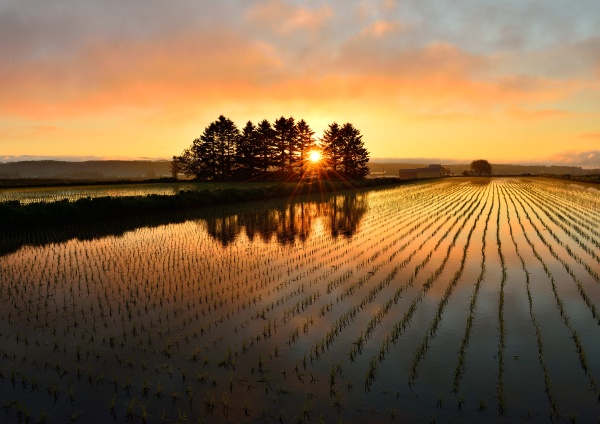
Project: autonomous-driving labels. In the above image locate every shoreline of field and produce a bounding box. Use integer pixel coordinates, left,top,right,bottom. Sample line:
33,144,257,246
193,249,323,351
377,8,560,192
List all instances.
0,177,417,229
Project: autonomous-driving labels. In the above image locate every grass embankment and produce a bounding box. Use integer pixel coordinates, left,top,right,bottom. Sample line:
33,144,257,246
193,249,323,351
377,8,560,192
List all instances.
0,178,409,229
542,174,600,184
0,177,179,189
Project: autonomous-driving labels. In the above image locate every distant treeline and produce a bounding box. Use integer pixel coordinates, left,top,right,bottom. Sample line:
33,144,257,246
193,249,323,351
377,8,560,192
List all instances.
0,178,403,230
543,174,600,184
0,160,171,180
368,163,600,176
176,115,370,181
3,159,597,182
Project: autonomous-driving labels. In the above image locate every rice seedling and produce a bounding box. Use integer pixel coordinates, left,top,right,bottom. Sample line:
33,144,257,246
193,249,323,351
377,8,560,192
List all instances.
505,185,600,405
1,178,599,422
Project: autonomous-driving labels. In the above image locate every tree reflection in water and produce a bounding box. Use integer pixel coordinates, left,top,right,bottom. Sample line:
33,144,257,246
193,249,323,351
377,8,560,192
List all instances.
203,191,368,247
0,191,369,256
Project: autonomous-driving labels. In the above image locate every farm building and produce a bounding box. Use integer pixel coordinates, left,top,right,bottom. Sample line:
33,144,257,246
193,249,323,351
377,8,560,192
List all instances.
366,171,387,178
398,164,443,179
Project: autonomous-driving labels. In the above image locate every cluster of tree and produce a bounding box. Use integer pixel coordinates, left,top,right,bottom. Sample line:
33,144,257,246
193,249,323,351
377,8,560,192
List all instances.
468,159,493,176
175,115,370,181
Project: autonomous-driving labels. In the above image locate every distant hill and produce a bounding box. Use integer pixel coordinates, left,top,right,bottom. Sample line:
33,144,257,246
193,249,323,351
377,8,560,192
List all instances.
0,160,171,180
368,163,600,176
1,160,598,182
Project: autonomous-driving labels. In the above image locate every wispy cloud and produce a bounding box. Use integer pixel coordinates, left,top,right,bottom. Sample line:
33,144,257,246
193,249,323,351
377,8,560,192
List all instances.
547,150,600,168
506,107,573,121
579,132,600,139
245,0,333,35
358,20,406,38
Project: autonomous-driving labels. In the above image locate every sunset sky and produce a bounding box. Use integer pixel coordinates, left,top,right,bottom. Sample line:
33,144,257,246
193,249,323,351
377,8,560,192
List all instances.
1,0,599,167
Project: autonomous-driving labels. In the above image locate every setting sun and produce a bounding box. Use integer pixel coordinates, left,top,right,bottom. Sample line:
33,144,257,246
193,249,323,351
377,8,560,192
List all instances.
308,150,322,163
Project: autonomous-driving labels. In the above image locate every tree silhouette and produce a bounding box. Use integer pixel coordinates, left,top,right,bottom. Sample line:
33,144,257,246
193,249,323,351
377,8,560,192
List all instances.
322,122,369,178
178,115,240,180
295,119,316,175
339,123,369,178
178,115,370,180
321,123,342,172
255,119,275,173
273,116,297,174
169,156,180,180
471,159,492,176
236,121,262,179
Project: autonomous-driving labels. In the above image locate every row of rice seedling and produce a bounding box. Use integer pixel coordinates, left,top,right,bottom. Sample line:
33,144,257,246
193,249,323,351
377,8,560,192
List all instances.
515,182,600,267
495,184,508,415
526,183,600,249
361,179,598,421
1,178,598,422
293,185,476,367
307,184,481,364
500,184,559,419
1,195,390,420
501,182,600,419
407,189,490,388
212,182,466,365
508,184,600,325
363,184,488,391
533,179,600,218
452,186,494,393
353,185,488,356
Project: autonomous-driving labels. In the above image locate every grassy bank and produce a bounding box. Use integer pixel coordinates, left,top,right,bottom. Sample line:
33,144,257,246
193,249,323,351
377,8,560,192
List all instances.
0,177,410,229
542,174,600,184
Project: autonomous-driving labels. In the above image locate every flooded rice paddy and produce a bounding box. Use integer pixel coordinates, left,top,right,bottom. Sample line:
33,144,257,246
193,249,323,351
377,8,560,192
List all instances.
0,177,599,423
0,181,276,205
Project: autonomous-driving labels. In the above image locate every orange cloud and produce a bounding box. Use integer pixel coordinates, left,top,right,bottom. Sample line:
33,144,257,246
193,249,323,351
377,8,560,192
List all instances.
383,0,396,11
2,2,598,163
0,11,596,163
0,125,57,139
579,132,600,139
505,107,572,121
549,150,600,168
0,28,286,119
0,32,585,128
245,0,333,35
359,20,405,38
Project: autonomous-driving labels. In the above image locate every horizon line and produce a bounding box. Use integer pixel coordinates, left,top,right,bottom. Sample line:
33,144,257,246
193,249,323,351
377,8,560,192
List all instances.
1,154,599,170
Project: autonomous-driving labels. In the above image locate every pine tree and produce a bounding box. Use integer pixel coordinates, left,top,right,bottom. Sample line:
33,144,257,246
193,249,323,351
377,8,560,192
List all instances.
321,122,369,178
339,123,369,178
273,116,297,174
295,119,316,174
321,122,342,172
236,121,261,179
255,119,275,173
177,115,240,180
177,115,369,180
